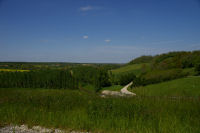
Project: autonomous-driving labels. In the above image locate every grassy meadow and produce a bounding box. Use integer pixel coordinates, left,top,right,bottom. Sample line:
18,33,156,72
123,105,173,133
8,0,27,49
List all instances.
130,76,200,97
111,63,149,76
0,88,200,133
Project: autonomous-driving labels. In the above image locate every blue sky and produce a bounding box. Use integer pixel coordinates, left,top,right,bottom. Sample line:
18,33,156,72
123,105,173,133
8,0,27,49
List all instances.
0,0,200,63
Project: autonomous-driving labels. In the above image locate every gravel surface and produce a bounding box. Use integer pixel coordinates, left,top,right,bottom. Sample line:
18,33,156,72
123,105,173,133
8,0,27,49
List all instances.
120,82,136,95
101,82,136,97
0,125,89,133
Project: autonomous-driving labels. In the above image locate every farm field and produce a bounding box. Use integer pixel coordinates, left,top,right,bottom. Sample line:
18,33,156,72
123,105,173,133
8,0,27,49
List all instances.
130,76,200,97
0,88,199,133
0,69,29,72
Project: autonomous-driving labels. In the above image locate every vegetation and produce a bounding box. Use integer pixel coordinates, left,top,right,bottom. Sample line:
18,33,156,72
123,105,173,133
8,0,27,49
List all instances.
71,66,111,91
0,66,111,91
129,56,153,64
130,76,200,97
0,62,121,71
101,85,123,91
0,69,78,89
0,69,29,72
110,63,149,85
0,50,200,132
195,63,200,75
0,88,199,133
109,50,200,88
117,72,137,85
152,51,200,70
131,69,189,87
111,63,149,75
128,51,200,71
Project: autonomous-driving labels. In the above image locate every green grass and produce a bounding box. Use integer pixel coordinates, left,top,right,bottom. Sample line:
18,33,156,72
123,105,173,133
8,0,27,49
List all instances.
130,76,200,97
0,88,200,132
82,84,95,91
111,63,149,75
182,67,196,75
101,85,123,91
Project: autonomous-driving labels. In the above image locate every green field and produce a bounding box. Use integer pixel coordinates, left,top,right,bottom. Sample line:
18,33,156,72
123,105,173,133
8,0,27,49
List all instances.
111,63,149,75
130,76,200,97
0,88,199,133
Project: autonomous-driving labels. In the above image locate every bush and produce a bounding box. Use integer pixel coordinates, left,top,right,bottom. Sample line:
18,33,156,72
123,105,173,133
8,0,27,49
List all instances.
131,69,188,87
94,68,111,91
118,72,137,85
195,63,200,75
131,77,143,87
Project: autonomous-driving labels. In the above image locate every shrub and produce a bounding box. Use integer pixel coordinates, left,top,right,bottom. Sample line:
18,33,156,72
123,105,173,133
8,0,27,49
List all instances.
131,69,189,87
118,72,137,85
195,63,200,75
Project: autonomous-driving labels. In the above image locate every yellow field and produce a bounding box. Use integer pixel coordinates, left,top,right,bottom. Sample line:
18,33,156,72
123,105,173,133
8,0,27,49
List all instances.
0,69,29,72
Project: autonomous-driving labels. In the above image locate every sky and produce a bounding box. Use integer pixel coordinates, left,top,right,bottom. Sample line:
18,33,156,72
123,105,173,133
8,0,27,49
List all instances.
0,0,200,63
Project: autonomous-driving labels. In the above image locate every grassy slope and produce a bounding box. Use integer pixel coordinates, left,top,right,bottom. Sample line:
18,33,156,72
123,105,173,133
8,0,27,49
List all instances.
130,76,200,97
111,63,149,75
0,88,199,133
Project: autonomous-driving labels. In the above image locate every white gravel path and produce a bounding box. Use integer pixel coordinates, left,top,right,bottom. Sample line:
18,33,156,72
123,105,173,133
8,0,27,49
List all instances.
0,125,89,133
120,82,136,96
101,82,136,97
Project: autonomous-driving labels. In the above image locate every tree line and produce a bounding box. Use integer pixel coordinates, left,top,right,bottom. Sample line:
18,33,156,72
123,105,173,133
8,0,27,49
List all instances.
0,66,111,90
0,69,78,89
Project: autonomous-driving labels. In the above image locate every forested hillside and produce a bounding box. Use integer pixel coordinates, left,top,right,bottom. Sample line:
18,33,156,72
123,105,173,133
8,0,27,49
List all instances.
111,50,200,87
129,51,200,70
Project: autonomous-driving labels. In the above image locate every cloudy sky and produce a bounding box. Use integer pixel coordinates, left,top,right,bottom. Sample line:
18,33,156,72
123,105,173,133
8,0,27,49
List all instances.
0,0,200,63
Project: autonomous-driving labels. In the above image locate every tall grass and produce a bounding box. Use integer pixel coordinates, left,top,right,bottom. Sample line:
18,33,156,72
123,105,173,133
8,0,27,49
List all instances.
111,63,150,75
0,88,199,133
131,77,200,97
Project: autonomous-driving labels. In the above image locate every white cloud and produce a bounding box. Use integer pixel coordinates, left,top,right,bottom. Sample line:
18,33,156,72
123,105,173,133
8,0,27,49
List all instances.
80,6,93,11
83,35,88,39
105,39,111,43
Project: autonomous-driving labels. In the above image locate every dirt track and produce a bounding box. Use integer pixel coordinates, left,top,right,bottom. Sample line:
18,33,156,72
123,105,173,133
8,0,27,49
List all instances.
101,82,136,97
